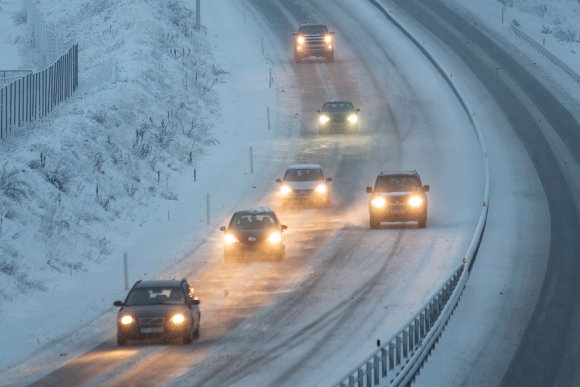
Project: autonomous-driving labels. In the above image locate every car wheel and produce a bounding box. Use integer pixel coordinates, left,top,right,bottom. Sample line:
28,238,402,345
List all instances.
370,214,380,229
294,51,301,63
326,51,334,62
418,214,427,229
193,316,200,339
183,320,194,344
117,334,127,346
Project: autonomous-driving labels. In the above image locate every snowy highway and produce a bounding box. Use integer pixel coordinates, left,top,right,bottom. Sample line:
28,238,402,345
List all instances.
4,0,579,385
4,0,488,385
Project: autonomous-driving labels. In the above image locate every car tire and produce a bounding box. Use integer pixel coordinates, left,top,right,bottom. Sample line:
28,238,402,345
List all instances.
183,321,194,344
326,51,334,62
117,334,127,346
294,51,301,63
370,214,380,229
418,213,427,229
193,316,200,339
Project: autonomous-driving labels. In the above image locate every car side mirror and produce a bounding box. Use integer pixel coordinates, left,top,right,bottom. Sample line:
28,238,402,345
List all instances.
423,185,430,192
366,187,373,194
356,108,360,112
281,225,288,230
316,109,321,114
190,299,201,305
276,179,282,183
292,32,297,35
114,301,124,307
326,177,333,182
220,226,226,232
330,31,335,34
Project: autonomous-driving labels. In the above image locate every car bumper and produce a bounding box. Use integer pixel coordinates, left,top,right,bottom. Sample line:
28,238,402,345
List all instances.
117,322,189,341
225,242,284,257
370,207,425,222
295,45,333,56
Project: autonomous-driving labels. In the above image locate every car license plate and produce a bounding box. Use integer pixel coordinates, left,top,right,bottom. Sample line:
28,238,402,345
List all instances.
141,327,163,333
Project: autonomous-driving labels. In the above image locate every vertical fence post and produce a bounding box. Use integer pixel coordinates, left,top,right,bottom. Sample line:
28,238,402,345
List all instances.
373,355,380,385
381,347,387,377
267,107,270,130
396,335,402,365
250,146,254,173
269,68,272,88
389,342,394,370
123,253,129,290
357,369,364,387
502,7,504,23
261,37,264,56
403,329,409,358
366,362,372,387
206,193,210,225
196,0,200,31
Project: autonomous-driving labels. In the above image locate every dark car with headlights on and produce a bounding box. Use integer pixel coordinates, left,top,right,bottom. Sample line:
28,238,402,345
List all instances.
276,164,332,208
220,206,287,262
113,279,200,346
366,171,429,229
317,101,360,134
293,23,335,63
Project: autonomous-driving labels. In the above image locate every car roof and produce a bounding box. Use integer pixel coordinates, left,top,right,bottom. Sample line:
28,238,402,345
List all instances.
323,100,353,105
299,23,327,28
134,280,184,288
287,164,322,170
236,206,274,214
378,171,420,178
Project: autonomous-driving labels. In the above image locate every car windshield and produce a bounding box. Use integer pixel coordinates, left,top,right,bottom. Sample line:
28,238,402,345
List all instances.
126,287,184,305
322,102,354,112
299,25,328,34
284,169,324,181
230,213,277,229
375,175,420,192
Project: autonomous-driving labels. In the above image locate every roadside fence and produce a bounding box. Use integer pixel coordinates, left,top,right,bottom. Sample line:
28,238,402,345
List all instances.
0,0,78,140
511,20,580,84
331,1,492,386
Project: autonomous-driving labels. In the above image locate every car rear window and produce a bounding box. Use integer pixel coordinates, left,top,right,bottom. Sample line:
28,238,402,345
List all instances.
322,102,354,112
126,287,184,305
230,213,277,229
375,175,420,192
283,169,324,181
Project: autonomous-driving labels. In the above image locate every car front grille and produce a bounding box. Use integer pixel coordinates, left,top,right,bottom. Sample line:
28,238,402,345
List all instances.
139,317,165,326
304,36,325,48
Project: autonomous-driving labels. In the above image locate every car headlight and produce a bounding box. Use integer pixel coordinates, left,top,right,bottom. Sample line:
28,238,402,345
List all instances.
408,196,424,207
172,314,185,324
120,315,133,325
297,36,305,44
315,184,327,194
319,115,330,124
266,231,282,243
348,114,358,123
224,233,238,245
280,185,292,195
325,35,332,43
371,197,386,208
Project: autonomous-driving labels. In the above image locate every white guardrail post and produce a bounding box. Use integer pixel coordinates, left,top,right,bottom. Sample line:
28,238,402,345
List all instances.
331,0,491,386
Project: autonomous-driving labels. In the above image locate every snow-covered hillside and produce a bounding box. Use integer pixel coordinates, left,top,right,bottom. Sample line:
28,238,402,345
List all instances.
0,0,219,300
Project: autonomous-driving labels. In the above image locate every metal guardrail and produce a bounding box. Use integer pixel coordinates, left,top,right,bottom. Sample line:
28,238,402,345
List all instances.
0,0,78,140
334,266,464,387
511,21,580,84
332,1,492,386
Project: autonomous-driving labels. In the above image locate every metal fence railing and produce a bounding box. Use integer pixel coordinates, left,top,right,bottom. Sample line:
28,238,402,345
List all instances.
334,266,464,387
511,21,580,84
0,0,78,140
331,0,492,386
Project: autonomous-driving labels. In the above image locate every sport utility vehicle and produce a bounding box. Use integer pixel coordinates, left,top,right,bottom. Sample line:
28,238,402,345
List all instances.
293,24,335,63
113,279,201,345
366,171,429,229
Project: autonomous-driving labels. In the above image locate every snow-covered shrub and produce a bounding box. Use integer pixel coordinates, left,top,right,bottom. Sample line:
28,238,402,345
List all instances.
554,25,578,42
498,0,515,7
42,165,74,193
0,163,28,202
12,9,26,25
542,25,552,34
519,4,547,18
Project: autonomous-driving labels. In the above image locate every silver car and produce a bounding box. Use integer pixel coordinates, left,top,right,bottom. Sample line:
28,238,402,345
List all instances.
276,164,332,208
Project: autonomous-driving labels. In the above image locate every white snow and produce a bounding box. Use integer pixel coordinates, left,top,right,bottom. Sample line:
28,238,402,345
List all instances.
1,0,573,385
